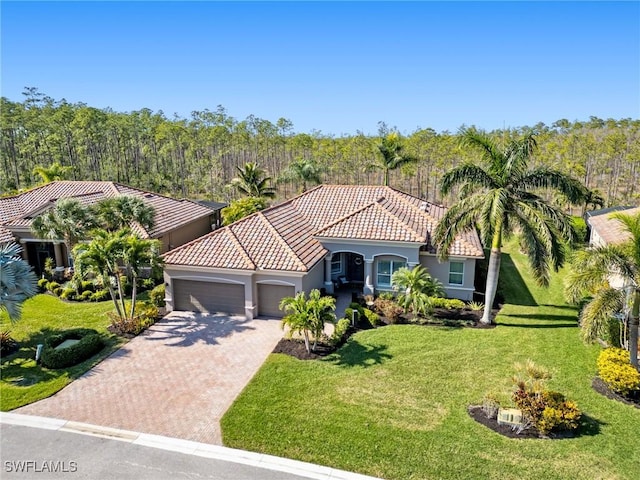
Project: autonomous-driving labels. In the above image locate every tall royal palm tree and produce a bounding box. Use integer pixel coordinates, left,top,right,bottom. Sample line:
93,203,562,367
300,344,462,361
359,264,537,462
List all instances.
0,242,38,321
367,132,419,186
229,162,276,199
434,128,586,325
31,198,96,265
93,195,155,232
565,212,640,367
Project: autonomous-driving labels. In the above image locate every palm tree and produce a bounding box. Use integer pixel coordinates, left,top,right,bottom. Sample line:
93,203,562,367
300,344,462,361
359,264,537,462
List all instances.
0,242,38,321
391,265,443,315
31,198,96,265
565,212,640,367
367,132,419,186
229,162,276,199
434,128,586,325
33,162,72,184
279,289,336,353
279,157,322,192
73,229,162,322
93,195,155,232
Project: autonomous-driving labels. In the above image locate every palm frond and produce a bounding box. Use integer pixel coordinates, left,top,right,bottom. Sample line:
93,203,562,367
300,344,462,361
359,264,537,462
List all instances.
579,288,624,342
518,168,587,205
440,163,497,195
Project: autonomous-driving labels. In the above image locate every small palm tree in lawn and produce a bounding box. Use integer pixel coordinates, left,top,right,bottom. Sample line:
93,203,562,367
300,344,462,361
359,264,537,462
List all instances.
229,162,276,199
367,132,419,186
392,265,444,316
565,212,640,367
279,289,336,353
279,157,322,192
434,128,587,325
31,198,96,265
93,195,155,233
0,242,38,321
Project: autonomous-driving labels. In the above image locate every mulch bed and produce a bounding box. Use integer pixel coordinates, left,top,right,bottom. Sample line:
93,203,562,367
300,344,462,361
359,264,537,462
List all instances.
592,377,640,408
272,338,337,360
467,406,578,439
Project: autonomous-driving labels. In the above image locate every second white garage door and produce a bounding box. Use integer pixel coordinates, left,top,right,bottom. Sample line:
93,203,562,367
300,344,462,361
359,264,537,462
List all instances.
258,284,295,318
173,279,245,315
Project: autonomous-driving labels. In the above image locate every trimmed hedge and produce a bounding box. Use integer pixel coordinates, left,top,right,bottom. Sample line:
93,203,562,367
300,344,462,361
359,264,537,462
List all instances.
40,328,105,369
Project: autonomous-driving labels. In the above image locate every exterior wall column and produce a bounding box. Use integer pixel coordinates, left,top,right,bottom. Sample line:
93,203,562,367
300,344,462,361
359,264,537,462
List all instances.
244,274,255,320
324,255,334,294
53,242,64,268
19,239,29,261
364,259,374,295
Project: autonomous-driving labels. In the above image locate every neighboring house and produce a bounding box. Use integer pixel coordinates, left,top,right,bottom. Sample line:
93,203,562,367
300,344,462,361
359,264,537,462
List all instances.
586,205,640,289
0,181,217,276
163,185,484,319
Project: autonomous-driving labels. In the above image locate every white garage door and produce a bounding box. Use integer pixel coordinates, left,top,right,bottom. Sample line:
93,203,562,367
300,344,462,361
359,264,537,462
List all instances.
258,284,295,318
173,279,245,315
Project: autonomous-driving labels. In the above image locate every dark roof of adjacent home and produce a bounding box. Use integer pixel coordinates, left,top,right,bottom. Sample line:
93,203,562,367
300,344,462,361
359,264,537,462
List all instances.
163,184,484,272
0,181,215,242
588,206,640,245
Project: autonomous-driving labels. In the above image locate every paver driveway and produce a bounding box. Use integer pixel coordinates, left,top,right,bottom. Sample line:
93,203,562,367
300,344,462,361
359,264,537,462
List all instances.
15,312,283,445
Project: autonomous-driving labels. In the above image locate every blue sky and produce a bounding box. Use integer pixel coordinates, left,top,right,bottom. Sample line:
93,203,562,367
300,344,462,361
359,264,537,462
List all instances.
2,1,638,135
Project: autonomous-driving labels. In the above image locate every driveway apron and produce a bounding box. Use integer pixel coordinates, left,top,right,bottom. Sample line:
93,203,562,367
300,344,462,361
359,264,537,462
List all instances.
15,312,283,445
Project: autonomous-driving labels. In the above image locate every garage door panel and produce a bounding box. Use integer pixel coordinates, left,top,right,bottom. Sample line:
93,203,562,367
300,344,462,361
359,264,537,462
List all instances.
173,280,244,315
258,284,295,318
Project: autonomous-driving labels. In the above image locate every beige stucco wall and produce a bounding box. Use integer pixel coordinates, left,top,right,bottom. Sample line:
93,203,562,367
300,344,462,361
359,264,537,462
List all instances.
158,216,213,253
420,254,477,301
301,260,325,293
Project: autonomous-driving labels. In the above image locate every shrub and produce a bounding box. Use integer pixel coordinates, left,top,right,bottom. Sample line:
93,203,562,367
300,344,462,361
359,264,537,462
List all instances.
90,289,110,302
40,328,105,369
429,297,466,310
59,288,76,300
136,301,159,321
46,281,60,293
604,317,622,348
363,308,381,327
37,278,49,292
80,290,93,301
53,287,63,297
597,347,640,396
481,392,500,419
108,312,155,336
373,297,403,323
149,284,166,307
0,330,18,357
467,301,485,311
80,280,95,293
330,318,351,346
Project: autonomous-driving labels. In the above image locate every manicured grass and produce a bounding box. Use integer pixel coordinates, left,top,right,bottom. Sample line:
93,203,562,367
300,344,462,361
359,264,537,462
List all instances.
1,294,124,411
222,244,640,480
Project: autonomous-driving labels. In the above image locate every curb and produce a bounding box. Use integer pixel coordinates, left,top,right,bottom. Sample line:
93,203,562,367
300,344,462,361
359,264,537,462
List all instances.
1,412,381,480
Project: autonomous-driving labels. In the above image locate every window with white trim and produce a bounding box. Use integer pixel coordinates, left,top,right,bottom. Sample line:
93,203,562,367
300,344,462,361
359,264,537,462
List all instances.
331,253,342,274
449,261,464,285
377,259,406,287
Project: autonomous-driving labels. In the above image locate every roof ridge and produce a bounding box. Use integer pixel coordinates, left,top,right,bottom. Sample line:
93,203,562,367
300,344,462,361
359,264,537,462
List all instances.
225,227,256,270
256,212,307,271
385,187,436,220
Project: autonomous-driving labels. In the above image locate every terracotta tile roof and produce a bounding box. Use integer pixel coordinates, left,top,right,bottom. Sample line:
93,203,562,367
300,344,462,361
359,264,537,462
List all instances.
0,181,214,242
163,185,484,272
589,206,640,246
0,226,14,244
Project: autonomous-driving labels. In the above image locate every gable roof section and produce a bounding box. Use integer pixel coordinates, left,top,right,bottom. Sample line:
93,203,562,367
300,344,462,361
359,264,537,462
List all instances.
0,181,214,241
589,206,640,246
163,185,484,272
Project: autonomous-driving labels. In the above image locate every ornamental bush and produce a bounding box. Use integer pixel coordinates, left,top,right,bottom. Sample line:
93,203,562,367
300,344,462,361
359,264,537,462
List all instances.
40,328,105,369
597,347,640,396
330,318,351,346
429,297,466,310
149,284,166,307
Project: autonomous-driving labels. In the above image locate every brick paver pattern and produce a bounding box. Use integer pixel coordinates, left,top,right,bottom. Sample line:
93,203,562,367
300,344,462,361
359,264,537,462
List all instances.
16,312,283,445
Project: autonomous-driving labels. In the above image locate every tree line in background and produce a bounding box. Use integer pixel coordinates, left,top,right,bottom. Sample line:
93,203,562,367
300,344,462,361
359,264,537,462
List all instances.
2,88,639,208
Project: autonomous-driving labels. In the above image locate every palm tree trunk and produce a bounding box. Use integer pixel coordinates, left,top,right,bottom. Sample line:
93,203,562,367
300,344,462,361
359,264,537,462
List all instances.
383,169,390,186
129,276,137,320
482,227,503,324
303,330,310,353
629,290,639,369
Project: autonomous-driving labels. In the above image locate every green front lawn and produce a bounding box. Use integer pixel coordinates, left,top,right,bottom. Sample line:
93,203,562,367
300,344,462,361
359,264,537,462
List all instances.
1,295,123,411
222,245,640,480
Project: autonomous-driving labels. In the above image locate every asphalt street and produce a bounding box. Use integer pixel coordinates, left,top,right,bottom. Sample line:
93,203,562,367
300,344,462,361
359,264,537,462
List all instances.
1,423,320,480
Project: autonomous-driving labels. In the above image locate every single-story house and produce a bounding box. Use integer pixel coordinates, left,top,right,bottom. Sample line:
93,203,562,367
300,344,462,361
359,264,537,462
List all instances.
163,185,484,319
0,181,218,276
586,205,640,289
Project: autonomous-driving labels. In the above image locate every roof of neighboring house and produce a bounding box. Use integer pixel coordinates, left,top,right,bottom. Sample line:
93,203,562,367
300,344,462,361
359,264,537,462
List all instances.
163,185,484,272
0,181,214,242
588,206,640,246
